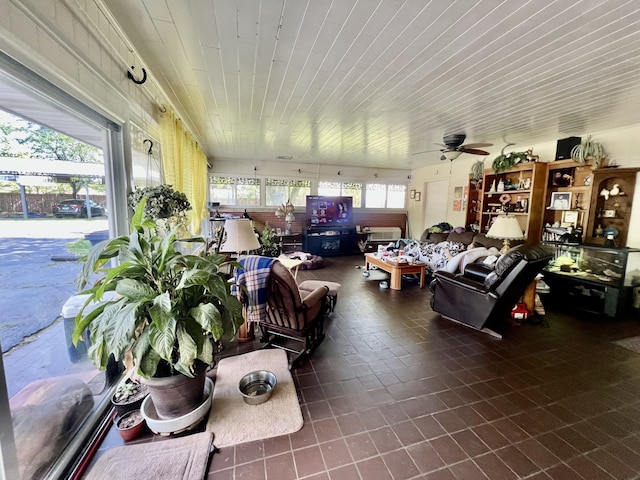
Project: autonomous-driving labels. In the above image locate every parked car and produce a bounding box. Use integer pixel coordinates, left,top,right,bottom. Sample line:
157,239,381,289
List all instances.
52,199,106,218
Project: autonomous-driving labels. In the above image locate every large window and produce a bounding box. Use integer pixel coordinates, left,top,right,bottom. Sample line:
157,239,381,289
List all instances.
318,181,363,208
209,176,260,206
365,183,407,208
265,179,310,207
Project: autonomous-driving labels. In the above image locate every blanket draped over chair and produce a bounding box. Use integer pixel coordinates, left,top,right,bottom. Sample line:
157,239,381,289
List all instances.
233,255,277,323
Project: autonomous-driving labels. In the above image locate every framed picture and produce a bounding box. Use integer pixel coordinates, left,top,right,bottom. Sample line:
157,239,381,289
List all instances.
561,210,581,227
410,189,415,199
415,192,421,201
550,192,571,210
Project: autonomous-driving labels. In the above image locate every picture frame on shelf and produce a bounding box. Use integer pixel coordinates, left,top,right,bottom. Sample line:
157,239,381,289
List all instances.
550,192,571,210
561,210,581,228
410,189,415,199
415,192,421,201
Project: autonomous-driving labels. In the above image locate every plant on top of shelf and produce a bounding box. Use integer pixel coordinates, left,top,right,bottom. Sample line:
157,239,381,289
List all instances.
469,160,485,186
492,145,530,173
570,135,607,168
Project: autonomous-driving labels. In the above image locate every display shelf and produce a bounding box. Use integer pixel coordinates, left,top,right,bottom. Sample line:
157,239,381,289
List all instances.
542,242,640,317
479,162,546,240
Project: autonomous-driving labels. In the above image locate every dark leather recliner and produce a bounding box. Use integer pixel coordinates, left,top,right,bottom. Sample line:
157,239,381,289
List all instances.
430,243,553,333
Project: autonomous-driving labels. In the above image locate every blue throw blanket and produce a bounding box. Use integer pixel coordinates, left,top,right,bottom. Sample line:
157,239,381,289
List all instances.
233,255,277,323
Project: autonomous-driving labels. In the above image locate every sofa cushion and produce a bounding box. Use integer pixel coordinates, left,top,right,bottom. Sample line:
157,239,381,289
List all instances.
446,231,475,246
472,233,507,250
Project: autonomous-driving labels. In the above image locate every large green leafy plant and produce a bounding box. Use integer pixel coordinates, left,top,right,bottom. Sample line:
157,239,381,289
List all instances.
73,199,244,378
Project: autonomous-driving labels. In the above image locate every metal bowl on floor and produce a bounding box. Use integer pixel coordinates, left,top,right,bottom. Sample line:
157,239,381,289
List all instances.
238,370,277,405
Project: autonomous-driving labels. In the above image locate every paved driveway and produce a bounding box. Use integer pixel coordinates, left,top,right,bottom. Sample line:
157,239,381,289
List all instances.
0,218,108,352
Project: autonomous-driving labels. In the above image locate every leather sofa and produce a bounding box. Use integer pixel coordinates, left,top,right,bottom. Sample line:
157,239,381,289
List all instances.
430,243,553,334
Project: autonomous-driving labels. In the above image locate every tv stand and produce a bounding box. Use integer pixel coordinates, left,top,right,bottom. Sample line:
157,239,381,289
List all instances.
303,226,366,256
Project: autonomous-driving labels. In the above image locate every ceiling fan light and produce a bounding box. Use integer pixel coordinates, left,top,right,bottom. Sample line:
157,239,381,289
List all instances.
442,150,462,160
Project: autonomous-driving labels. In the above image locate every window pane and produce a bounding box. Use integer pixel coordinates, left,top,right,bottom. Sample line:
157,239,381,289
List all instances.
209,176,234,204
365,183,386,208
266,179,310,207
387,184,406,208
318,181,341,196
342,182,362,208
236,177,260,206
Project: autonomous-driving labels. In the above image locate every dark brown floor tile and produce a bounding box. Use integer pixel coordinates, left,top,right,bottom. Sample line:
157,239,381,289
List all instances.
314,417,343,444
450,429,490,457
378,402,410,425
433,410,467,433
356,456,393,480
328,464,359,480
406,440,445,473
515,438,561,470
391,420,425,446
328,395,355,416
210,447,234,472
290,422,318,450
423,468,456,479
491,417,531,443
307,473,331,480
586,448,639,479
263,434,291,458
565,454,615,480
429,435,468,464
307,399,334,422
358,408,387,430
235,459,266,479
471,423,511,450
381,449,420,480
553,425,598,454
337,412,366,436
543,463,585,480
294,445,326,477
448,458,489,479
368,426,402,454
345,432,377,462
320,438,352,470
497,445,539,477
265,452,297,480
207,467,233,480
474,452,518,480
235,440,265,464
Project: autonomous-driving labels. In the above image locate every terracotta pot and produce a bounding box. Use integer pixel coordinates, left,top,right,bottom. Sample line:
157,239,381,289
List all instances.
115,409,145,442
141,362,208,419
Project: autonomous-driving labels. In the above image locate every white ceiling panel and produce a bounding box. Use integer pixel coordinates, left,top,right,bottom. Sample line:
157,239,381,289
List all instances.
103,0,640,169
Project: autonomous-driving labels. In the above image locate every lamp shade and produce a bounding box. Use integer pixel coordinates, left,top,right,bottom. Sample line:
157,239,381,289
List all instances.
220,219,260,253
486,215,524,240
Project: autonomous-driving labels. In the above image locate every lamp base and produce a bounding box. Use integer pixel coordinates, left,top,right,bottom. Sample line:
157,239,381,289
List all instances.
500,240,511,254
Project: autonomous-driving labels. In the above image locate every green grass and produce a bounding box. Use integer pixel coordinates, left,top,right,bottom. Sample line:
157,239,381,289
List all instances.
65,239,92,257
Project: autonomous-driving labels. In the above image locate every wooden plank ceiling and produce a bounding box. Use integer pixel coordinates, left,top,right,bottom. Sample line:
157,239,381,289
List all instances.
105,0,640,169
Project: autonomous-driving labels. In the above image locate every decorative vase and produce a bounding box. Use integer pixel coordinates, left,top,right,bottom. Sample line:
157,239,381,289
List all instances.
115,409,145,442
141,362,208,419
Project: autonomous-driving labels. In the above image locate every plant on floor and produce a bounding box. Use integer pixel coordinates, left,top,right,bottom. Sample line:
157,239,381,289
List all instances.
258,222,280,257
73,198,244,380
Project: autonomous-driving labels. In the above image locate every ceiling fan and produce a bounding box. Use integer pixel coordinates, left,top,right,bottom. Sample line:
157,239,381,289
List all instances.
413,134,493,160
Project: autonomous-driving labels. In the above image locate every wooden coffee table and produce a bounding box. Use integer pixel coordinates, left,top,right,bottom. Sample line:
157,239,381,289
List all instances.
364,253,426,290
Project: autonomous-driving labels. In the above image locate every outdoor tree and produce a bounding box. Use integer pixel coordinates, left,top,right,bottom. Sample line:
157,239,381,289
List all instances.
15,124,103,197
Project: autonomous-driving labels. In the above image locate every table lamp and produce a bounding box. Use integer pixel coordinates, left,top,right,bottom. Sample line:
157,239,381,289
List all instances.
486,215,524,254
220,218,260,257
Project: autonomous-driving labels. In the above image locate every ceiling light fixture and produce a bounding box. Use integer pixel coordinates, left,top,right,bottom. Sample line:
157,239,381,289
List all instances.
276,155,293,160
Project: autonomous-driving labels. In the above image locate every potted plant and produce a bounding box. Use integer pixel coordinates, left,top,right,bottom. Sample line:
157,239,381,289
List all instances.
73,197,244,420
470,160,485,186
492,148,529,173
258,222,280,257
111,378,149,417
115,409,146,442
570,135,607,168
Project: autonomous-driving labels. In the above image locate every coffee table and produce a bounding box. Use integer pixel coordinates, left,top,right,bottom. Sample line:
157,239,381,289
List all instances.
364,253,426,290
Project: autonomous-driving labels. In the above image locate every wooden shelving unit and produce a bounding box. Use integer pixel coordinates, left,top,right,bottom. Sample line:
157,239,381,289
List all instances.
479,162,546,241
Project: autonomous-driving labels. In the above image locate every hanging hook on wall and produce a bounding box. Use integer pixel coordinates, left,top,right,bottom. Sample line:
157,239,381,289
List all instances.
374,172,378,178
127,66,147,85
337,170,341,175
143,139,153,155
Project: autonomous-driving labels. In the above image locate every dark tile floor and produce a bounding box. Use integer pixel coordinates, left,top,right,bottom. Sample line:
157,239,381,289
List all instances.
205,255,640,480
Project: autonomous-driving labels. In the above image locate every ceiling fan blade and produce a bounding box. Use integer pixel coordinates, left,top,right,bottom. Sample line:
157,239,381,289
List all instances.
461,143,493,149
460,148,490,155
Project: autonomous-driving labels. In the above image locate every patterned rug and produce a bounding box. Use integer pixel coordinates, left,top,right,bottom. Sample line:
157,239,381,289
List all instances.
612,336,640,353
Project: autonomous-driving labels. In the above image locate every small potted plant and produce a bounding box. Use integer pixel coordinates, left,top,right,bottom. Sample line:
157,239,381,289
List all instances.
111,378,149,417
73,196,245,421
115,409,145,442
570,135,607,168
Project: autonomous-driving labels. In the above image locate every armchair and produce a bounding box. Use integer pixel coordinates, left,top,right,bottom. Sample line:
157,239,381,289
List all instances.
430,244,553,337
260,261,330,367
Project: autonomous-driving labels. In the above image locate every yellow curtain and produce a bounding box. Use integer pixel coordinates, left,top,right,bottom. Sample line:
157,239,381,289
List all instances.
158,107,208,234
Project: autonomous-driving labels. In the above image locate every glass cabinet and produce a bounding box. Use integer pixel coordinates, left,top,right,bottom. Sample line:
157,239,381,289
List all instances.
543,243,640,317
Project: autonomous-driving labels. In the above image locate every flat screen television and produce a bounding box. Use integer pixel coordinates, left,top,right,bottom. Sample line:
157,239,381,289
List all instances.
306,195,353,227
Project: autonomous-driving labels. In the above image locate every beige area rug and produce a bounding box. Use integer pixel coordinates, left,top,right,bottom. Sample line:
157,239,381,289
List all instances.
612,336,640,353
85,431,212,480
206,349,303,447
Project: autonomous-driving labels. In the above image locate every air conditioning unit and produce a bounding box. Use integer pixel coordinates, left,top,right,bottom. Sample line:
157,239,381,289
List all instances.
367,227,401,242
